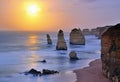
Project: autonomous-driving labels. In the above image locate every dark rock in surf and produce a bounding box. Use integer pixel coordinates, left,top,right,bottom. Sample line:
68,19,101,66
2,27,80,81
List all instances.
69,51,79,60
25,68,41,76
24,68,59,76
42,69,59,75
37,59,46,63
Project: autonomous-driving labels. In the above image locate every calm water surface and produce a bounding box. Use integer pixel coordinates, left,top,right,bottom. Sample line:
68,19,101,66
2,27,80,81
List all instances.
0,31,101,82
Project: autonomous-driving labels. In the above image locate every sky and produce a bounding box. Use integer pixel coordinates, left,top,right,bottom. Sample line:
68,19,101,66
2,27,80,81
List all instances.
0,0,120,31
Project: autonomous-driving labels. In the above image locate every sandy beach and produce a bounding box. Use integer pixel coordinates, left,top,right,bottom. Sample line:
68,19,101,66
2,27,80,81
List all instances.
74,59,110,82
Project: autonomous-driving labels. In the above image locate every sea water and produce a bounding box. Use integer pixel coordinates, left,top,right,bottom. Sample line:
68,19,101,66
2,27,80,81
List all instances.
0,31,101,82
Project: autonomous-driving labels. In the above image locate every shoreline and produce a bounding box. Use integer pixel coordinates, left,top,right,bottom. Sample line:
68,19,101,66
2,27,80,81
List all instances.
74,59,110,82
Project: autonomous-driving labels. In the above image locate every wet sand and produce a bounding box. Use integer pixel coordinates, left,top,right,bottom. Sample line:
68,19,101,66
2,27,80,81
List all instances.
74,59,110,82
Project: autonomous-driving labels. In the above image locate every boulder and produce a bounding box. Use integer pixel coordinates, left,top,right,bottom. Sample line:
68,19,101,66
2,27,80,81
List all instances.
25,68,41,76
40,60,46,63
42,69,59,75
101,23,120,82
46,34,52,44
70,28,85,45
24,68,59,76
56,30,67,50
69,51,79,60
37,59,46,63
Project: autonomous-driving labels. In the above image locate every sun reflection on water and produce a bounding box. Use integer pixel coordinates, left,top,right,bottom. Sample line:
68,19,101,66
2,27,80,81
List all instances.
26,34,43,68
27,51,40,68
27,51,44,68
27,34,39,51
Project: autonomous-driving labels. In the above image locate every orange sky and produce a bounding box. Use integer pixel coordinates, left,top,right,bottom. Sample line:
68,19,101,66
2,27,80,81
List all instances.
0,0,59,31
0,0,120,31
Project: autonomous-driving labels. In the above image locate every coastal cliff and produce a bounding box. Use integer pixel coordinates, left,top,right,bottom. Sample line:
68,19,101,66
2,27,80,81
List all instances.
101,23,120,82
96,26,110,39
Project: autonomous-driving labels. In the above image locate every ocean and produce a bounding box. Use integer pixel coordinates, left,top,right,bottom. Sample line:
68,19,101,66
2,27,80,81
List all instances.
0,31,101,82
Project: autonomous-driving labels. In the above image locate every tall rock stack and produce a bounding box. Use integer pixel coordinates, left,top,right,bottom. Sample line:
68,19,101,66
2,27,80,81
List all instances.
56,30,67,50
46,34,52,44
101,24,120,82
70,28,85,45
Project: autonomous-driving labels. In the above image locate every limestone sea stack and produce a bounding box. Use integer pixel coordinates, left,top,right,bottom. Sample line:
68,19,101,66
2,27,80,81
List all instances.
70,28,85,45
101,23,120,82
82,29,90,35
56,30,67,50
46,34,52,44
90,28,97,35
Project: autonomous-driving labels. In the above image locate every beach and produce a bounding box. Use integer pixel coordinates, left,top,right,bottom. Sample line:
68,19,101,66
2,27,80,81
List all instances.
74,59,110,82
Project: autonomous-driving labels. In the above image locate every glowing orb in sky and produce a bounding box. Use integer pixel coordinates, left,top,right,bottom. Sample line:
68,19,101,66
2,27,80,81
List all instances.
27,4,41,15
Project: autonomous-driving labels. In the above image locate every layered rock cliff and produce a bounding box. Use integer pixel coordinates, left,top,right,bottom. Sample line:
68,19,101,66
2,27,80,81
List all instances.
101,23,120,82
70,28,85,45
56,30,67,50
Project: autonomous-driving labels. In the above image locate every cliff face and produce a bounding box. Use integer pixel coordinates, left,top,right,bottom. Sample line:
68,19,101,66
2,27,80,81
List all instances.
56,30,67,50
70,28,85,45
101,24,120,82
96,27,110,39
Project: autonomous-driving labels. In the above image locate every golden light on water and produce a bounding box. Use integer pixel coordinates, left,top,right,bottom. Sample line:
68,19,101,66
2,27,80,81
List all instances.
27,35,39,51
29,35,38,45
27,51,42,68
26,35,43,68
28,54,39,68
